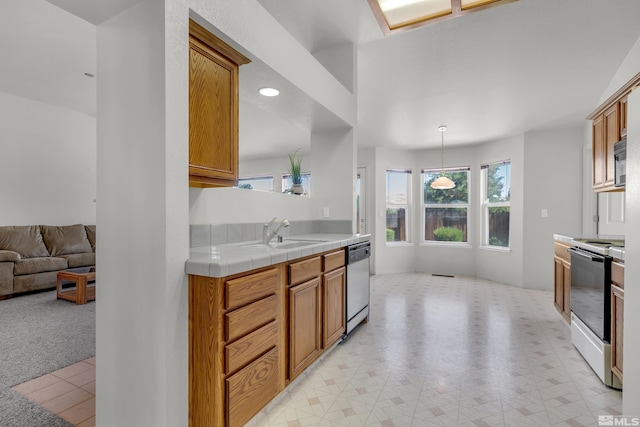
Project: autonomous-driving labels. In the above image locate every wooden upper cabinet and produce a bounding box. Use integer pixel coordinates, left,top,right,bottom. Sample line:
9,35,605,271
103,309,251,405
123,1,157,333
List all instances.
604,104,619,188
589,72,639,192
620,95,628,138
188,20,250,188
592,113,605,189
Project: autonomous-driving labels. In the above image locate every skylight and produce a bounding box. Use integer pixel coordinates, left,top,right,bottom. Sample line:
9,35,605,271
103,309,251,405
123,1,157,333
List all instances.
368,0,517,34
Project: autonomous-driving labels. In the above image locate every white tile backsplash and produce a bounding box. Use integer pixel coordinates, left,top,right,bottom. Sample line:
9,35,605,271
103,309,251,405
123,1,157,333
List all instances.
191,220,353,247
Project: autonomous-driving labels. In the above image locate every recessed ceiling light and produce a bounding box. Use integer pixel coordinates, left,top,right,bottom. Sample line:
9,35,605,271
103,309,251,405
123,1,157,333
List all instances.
259,87,279,97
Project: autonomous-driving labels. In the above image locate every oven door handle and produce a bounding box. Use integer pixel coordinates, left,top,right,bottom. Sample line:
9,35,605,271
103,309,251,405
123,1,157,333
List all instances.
568,247,605,262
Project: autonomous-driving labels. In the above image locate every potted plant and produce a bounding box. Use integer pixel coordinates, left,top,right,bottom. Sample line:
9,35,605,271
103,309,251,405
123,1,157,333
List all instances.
288,149,304,194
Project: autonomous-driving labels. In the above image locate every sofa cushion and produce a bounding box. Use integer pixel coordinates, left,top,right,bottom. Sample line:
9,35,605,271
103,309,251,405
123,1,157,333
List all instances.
0,226,50,258
41,224,92,256
59,253,95,268
13,271,59,293
14,257,68,276
0,250,21,262
85,225,96,252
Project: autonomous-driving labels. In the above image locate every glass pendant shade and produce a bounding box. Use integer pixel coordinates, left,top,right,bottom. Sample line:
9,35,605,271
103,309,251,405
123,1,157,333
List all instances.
430,125,456,190
431,174,456,189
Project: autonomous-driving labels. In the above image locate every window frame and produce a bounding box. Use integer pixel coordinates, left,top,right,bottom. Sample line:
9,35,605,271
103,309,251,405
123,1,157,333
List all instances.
421,166,471,245
480,160,511,250
385,168,412,245
237,175,274,192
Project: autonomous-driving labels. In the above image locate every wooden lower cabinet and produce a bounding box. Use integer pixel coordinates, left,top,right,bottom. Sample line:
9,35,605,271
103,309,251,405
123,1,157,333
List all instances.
323,267,346,348
611,261,624,383
553,242,571,323
189,246,352,426
289,277,322,380
189,266,285,427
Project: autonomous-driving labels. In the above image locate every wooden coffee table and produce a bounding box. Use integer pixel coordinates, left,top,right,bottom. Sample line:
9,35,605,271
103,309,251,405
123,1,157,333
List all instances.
56,267,96,305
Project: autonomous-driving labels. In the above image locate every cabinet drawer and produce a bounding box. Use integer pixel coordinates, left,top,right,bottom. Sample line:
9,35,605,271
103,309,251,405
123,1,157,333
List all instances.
225,268,278,310
323,249,345,272
289,256,321,286
226,294,277,342
612,261,624,289
227,347,279,427
554,242,571,263
225,320,278,375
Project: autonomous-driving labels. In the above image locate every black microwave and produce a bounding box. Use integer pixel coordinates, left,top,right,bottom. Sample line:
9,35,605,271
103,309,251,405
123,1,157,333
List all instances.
614,138,626,187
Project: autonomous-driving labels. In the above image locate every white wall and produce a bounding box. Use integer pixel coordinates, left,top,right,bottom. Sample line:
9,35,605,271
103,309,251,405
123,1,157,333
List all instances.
96,1,189,426
522,128,584,290
623,88,640,415
311,128,356,224
0,92,96,226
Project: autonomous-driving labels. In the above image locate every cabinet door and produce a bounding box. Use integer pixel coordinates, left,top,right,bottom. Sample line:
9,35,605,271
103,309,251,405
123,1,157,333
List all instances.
323,267,346,348
604,104,620,187
620,95,628,138
289,278,322,380
592,113,605,188
562,260,571,321
189,37,238,186
554,256,564,314
611,284,624,383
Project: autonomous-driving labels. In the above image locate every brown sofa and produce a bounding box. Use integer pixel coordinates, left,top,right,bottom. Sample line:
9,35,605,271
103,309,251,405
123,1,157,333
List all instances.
0,224,95,297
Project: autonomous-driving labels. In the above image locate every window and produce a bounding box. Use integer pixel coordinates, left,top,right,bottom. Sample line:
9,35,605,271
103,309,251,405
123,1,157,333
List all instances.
237,175,274,192
282,172,311,195
386,169,411,243
481,160,511,248
422,167,470,243
368,0,516,34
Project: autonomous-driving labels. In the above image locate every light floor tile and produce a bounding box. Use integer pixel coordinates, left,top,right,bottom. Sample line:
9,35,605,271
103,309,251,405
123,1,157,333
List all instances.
251,273,622,426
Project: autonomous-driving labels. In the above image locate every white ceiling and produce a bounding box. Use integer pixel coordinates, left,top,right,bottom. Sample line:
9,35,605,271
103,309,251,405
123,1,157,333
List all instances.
3,0,640,158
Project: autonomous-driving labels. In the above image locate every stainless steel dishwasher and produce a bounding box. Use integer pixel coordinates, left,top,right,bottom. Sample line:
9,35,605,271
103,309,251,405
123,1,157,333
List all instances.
345,241,371,336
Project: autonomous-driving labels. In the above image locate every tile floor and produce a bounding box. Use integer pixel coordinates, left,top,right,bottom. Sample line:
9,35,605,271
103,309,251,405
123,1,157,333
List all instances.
12,273,622,426
12,357,95,427
248,273,622,427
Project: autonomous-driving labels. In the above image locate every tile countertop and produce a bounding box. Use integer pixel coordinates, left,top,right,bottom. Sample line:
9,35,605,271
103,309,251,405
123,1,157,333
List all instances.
553,233,625,261
186,233,371,278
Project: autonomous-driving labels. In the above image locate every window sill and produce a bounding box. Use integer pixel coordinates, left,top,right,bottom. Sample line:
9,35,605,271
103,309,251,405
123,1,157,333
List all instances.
479,245,511,253
420,241,472,249
385,241,413,247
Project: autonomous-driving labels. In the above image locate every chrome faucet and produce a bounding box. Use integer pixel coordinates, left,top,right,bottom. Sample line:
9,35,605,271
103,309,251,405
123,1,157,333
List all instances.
262,217,290,245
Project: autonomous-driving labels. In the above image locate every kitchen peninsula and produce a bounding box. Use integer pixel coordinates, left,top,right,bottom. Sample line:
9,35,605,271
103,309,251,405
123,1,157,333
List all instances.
186,232,370,427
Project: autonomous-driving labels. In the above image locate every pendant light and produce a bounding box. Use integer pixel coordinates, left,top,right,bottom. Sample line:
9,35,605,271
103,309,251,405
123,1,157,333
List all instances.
430,125,456,190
